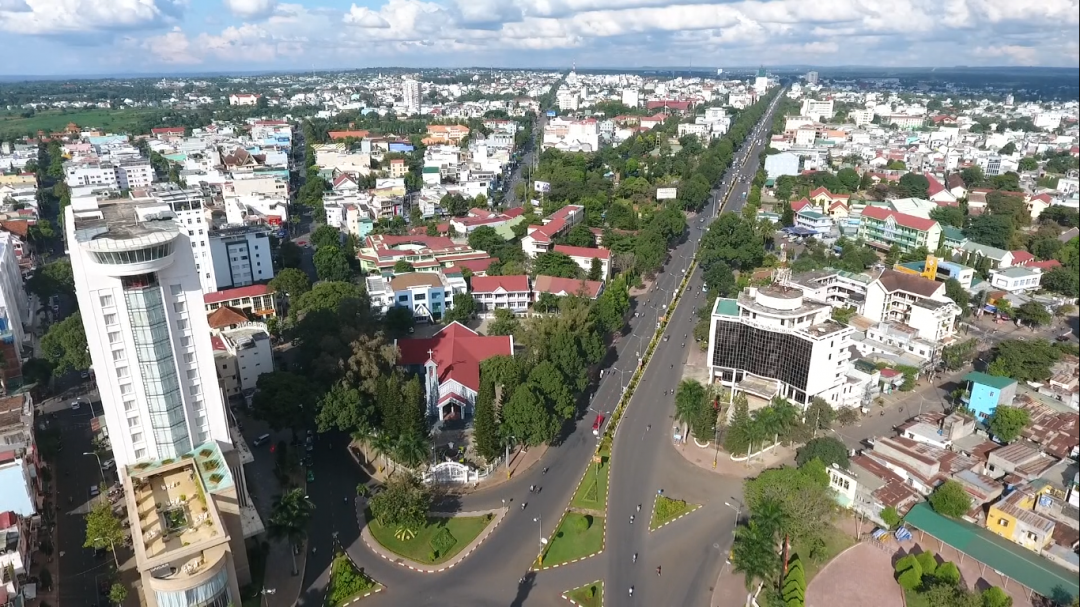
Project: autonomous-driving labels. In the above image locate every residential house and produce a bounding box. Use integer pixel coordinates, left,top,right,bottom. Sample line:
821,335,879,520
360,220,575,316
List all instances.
858,207,942,253
925,174,958,204
448,208,516,236
894,255,976,290
794,209,833,233
960,242,1015,269
863,269,960,343
946,174,967,200
396,323,513,423
521,205,585,258
962,371,1018,421
358,234,489,274
553,244,611,279
424,125,471,145
990,265,1043,294
827,455,922,525
203,284,278,320
984,442,1060,482
208,308,274,399
470,275,531,313
808,187,850,212
532,275,604,300
366,272,465,322
986,480,1078,569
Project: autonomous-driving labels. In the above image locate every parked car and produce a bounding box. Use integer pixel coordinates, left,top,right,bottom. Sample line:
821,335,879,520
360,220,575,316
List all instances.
70,400,82,410
101,459,116,470
89,485,100,497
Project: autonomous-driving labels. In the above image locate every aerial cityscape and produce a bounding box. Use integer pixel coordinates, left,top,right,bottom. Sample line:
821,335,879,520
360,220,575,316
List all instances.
0,4,1079,607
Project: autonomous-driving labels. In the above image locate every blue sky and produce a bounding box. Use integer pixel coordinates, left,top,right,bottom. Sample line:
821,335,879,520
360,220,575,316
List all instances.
0,0,1077,75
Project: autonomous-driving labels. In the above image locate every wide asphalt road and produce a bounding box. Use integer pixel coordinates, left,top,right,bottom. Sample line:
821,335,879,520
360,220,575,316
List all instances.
298,93,785,607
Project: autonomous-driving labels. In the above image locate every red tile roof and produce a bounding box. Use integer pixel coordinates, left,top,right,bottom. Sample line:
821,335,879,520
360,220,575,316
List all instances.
860,205,938,231
470,275,530,293
790,198,811,212
1026,260,1061,271
533,275,603,299
397,323,512,392
207,306,249,330
1010,250,1035,266
503,207,525,219
203,284,272,305
554,244,610,260
925,173,946,196
151,127,185,135
453,257,495,274
328,130,370,140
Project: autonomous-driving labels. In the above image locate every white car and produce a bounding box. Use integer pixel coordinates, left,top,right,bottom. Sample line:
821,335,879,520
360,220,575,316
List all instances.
70,400,82,410
102,459,116,471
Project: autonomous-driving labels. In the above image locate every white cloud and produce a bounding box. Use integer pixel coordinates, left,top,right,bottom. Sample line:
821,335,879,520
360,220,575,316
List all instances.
223,0,277,20
0,0,185,35
21,0,1079,70
972,44,1040,65
344,5,390,27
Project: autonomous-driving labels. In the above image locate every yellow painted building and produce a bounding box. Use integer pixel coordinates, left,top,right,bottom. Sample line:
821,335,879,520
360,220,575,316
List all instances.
986,482,1056,552
0,174,36,187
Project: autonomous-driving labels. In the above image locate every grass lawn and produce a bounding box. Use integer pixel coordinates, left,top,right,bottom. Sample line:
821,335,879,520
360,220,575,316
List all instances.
792,523,856,584
564,581,604,607
539,513,605,568
327,553,380,607
366,509,492,565
0,108,164,139
570,451,610,512
649,495,699,531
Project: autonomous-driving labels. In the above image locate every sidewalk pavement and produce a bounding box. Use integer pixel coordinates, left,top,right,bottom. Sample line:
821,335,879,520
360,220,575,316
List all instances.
435,445,548,496
266,539,308,607
356,503,506,573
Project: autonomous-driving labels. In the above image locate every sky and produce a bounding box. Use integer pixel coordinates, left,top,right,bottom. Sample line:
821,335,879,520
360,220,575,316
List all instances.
0,0,1078,76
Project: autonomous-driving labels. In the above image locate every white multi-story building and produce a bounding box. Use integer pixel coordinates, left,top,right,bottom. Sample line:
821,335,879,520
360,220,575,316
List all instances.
66,197,263,604
542,118,600,152
556,89,579,112
208,226,275,291
0,233,28,354
209,311,274,399
137,184,217,294
707,285,854,407
800,99,834,121
403,79,421,116
65,159,153,190
850,109,875,126
65,198,234,466
863,269,959,344
366,272,467,321
621,88,640,108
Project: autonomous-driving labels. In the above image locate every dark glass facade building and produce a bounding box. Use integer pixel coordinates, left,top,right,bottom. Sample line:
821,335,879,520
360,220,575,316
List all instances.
710,320,813,400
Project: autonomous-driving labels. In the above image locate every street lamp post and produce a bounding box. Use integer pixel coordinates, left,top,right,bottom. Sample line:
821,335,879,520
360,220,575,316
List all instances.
84,451,106,485
723,500,741,533
504,436,516,479
534,515,547,567
92,536,119,568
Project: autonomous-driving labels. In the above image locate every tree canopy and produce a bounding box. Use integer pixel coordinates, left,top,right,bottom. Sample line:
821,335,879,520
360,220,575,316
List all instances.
40,312,91,374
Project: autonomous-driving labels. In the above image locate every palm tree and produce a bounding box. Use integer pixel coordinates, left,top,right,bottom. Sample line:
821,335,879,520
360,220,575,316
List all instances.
731,520,782,591
393,432,430,470
370,432,396,473
267,488,315,575
674,380,706,436
750,498,786,550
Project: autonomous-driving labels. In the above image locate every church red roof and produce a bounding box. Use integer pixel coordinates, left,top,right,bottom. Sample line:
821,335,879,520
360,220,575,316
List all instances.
396,323,512,391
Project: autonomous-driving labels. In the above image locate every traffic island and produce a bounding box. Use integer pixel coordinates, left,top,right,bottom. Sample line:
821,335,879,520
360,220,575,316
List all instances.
326,552,383,607
569,450,610,513
649,495,701,531
366,510,494,566
535,512,606,570
563,580,604,607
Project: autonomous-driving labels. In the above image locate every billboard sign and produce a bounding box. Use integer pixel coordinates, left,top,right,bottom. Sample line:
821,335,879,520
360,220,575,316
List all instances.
546,110,557,117
656,187,677,200
534,181,551,193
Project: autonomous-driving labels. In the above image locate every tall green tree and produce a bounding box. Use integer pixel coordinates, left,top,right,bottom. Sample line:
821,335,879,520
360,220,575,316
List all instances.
929,480,972,518
252,372,315,440
84,499,125,567
269,267,311,298
472,378,501,462
40,312,91,374
267,488,315,575
732,520,782,591
313,245,353,282
987,406,1030,443
369,473,431,531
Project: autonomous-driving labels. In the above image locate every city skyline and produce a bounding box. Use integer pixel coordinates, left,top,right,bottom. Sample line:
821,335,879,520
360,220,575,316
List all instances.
0,0,1077,76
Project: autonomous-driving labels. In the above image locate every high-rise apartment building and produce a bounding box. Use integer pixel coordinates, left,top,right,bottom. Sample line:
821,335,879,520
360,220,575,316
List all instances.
403,78,421,116
65,198,232,466
65,196,262,606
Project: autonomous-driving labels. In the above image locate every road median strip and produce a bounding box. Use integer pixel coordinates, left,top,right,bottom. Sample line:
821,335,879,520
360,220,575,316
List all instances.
357,506,505,573
562,579,604,607
649,494,702,532
533,510,606,571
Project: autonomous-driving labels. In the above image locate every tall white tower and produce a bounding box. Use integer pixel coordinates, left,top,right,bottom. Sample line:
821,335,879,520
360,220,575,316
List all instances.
403,78,421,116
65,198,232,467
